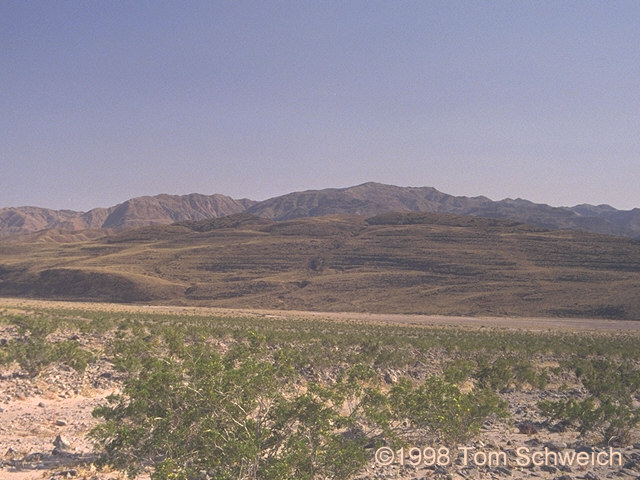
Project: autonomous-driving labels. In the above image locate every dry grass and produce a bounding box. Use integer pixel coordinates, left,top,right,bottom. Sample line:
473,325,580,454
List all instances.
1,212,639,319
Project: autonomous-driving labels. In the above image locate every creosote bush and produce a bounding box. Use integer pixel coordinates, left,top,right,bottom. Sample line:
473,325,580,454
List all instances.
389,376,508,445
90,331,508,480
91,338,383,480
4,305,640,479
539,358,640,444
0,313,94,376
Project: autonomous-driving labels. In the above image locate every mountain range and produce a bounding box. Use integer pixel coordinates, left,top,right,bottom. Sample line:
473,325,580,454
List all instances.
2,182,640,238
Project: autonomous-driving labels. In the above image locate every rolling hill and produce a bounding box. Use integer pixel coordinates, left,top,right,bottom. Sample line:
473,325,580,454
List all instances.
1,212,639,319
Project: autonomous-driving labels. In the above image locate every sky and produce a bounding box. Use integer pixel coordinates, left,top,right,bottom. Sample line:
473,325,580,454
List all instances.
1,1,639,211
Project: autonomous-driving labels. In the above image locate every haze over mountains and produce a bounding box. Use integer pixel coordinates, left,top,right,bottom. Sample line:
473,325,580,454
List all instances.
1,182,640,238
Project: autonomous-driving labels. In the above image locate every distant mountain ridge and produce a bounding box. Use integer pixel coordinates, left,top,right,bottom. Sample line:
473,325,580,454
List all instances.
0,193,255,236
2,182,640,238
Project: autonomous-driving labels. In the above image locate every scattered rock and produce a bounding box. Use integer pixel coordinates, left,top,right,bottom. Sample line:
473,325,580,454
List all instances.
490,466,512,476
384,370,398,384
517,420,538,434
52,434,72,453
55,419,68,426
51,468,78,478
549,420,570,433
618,468,637,477
545,441,567,451
23,452,42,462
576,445,594,454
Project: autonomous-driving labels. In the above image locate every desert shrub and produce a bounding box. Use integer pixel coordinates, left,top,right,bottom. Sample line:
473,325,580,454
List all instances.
9,313,59,338
54,340,95,372
0,337,55,376
84,313,118,334
571,358,640,398
539,396,640,444
443,358,475,384
539,358,640,444
373,347,411,369
474,355,547,391
266,380,374,480
91,341,380,480
0,312,94,376
109,334,160,373
0,337,94,376
389,376,508,445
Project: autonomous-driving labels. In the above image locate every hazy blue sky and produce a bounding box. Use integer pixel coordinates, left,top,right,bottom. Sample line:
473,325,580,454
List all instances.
2,1,639,211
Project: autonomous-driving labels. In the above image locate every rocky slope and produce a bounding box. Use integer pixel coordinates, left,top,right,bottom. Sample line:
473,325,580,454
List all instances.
246,183,640,238
0,193,255,236
2,183,640,238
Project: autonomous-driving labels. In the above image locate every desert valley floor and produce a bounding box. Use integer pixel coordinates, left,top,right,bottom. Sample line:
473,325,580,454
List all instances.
1,299,640,480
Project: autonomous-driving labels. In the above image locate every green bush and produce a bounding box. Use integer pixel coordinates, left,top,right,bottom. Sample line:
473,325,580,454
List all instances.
91,342,378,480
443,359,475,384
54,340,95,373
0,312,95,376
475,355,547,391
389,376,508,445
0,337,94,376
539,358,640,444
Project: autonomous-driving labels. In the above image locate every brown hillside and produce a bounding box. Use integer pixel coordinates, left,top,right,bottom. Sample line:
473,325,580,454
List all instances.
1,212,639,319
245,182,479,219
100,193,255,228
0,193,255,236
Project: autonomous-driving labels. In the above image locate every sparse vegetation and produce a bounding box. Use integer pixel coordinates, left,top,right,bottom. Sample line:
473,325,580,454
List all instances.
2,210,639,319
0,312,94,376
539,358,640,444
1,302,640,479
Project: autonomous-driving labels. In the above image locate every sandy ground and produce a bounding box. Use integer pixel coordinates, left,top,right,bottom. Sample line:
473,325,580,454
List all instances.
0,392,114,480
1,297,639,333
1,298,640,479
